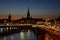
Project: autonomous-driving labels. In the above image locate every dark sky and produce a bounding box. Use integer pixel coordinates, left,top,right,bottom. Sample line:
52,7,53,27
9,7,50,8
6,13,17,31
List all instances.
0,0,60,18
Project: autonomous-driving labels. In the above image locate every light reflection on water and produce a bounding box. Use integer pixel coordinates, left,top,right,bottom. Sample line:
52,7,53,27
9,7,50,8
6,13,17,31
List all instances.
20,31,24,40
26,30,30,40
0,30,36,40
0,28,3,33
4,36,6,40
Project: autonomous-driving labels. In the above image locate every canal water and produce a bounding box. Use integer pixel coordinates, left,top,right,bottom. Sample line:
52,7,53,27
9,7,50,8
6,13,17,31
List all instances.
0,29,37,40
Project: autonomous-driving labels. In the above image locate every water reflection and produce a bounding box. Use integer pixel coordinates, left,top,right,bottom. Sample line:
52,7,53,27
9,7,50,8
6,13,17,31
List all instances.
0,28,3,32
13,33,20,40
20,31,24,40
11,35,14,40
26,30,30,40
0,29,36,40
4,36,6,40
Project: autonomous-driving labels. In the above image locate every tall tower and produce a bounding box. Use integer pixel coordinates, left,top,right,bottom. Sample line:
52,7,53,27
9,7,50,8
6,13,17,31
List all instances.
8,14,11,22
27,8,30,18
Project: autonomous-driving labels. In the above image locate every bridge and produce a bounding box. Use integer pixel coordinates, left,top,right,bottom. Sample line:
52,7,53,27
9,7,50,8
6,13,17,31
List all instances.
32,25,60,40
0,24,60,40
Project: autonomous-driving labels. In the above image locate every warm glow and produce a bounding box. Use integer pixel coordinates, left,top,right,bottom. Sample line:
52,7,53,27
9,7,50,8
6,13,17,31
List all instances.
11,16,22,20
0,16,22,20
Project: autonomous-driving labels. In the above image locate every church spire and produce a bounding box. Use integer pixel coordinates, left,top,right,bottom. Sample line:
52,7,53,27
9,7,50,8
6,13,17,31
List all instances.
27,8,30,18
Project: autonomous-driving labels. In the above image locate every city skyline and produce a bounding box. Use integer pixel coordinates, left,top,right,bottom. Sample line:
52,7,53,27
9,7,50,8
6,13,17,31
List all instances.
0,0,60,19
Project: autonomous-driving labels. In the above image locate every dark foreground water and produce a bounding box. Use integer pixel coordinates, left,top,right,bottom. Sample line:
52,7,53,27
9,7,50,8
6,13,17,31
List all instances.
0,29,37,40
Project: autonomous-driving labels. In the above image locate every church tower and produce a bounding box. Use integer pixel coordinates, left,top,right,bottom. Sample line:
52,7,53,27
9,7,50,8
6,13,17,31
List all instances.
8,13,11,22
27,8,30,18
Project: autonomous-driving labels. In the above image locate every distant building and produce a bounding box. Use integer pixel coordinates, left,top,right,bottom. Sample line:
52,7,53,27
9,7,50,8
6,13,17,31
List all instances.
47,19,55,26
13,8,45,24
0,14,12,24
0,8,45,24
8,14,11,22
56,15,60,26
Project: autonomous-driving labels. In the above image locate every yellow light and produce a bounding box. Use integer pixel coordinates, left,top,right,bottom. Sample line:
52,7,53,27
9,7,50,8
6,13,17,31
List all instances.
6,23,9,26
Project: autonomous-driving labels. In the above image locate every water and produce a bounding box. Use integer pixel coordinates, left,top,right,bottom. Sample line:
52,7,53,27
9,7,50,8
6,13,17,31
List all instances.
0,30,37,40
0,24,36,40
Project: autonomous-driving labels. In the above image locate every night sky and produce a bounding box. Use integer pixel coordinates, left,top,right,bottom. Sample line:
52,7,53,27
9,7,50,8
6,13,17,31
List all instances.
0,0,60,19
